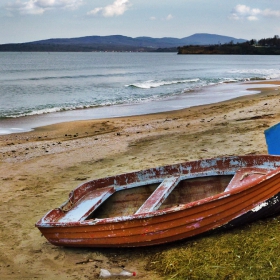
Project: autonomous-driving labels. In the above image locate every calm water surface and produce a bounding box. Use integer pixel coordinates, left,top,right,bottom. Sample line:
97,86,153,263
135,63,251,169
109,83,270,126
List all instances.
1,52,280,134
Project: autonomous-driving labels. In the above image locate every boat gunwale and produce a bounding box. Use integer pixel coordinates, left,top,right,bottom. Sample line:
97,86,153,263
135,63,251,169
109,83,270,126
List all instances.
58,155,280,198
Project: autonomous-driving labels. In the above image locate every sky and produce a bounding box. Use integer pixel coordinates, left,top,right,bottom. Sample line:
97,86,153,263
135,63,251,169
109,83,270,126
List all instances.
0,0,280,44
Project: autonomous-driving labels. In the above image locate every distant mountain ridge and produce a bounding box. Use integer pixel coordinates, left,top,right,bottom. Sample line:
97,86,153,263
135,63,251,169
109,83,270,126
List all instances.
34,33,246,47
0,33,247,52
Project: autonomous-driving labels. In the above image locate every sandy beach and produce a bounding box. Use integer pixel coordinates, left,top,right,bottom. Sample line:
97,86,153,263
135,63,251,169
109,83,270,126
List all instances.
1,80,280,279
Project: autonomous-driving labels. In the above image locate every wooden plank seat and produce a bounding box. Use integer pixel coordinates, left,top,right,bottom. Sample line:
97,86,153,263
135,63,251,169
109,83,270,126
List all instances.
224,167,268,192
135,176,181,214
58,186,115,223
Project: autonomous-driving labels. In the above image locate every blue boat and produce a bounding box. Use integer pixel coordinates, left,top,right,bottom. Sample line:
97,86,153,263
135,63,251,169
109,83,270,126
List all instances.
265,123,280,155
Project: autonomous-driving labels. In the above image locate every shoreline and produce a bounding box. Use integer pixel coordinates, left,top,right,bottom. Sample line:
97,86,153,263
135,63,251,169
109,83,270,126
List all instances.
0,80,277,135
1,81,280,279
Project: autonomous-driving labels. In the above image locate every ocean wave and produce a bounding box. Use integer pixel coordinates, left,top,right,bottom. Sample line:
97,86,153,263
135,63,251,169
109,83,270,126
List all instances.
126,79,199,89
3,101,130,119
228,68,280,80
27,73,124,81
1,72,129,83
5,107,68,118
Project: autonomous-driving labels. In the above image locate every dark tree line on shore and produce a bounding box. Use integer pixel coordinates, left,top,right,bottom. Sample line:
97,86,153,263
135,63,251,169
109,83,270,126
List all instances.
256,35,280,47
178,35,280,55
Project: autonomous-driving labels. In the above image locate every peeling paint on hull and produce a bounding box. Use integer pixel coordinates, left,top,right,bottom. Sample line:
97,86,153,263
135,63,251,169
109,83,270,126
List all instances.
35,155,280,247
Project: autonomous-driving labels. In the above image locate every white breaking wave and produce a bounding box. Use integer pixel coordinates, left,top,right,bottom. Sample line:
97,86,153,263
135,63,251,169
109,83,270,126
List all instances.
126,79,199,89
8,107,67,118
228,68,280,80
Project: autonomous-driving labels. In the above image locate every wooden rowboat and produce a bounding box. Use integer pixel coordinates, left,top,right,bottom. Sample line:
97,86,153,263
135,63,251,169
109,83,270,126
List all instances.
36,155,280,247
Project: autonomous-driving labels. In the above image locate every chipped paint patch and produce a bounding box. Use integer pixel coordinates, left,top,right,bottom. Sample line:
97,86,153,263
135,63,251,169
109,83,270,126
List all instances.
271,196,279,204
218,193,231,199
252,202,269,212
200,159,218,168
252,196,280,213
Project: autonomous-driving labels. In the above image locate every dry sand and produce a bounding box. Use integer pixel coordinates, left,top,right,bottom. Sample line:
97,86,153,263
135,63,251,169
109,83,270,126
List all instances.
1,81,280,279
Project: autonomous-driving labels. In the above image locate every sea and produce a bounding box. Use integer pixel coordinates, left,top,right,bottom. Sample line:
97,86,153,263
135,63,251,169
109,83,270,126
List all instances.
1,52,280,135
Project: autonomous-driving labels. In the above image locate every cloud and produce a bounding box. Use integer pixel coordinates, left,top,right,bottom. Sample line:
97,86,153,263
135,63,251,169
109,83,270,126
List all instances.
262,9,280,17
149,15,173,21
229,4,280,21
166,14,173,20
87,0,131,17
5,0,83,15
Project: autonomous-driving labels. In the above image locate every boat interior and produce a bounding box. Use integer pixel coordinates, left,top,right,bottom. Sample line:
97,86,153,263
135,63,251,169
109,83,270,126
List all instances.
86,175,233,220
55,166,271,223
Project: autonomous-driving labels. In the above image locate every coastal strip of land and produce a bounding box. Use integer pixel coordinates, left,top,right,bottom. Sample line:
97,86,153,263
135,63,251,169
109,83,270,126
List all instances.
0,80,280,279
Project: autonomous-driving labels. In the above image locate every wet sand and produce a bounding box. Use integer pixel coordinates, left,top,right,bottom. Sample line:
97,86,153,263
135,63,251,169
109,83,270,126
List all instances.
0,81,280,279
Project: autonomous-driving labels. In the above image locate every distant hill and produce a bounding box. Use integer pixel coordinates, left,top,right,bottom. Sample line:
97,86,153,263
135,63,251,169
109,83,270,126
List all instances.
0,33,247,52
179,33,246,45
